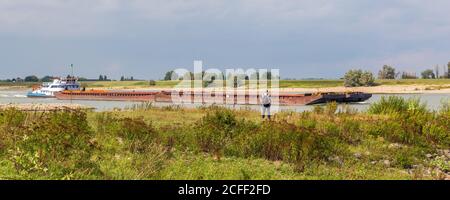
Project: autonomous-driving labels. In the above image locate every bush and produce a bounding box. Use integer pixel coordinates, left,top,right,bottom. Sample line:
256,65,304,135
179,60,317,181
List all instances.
194,108,240,157
368,96,427,115
1,109,100,179
149,80,156,86
191,107,347,171
324,101,338,115
344,69,375,87
241,120,345,171
95,113,158,153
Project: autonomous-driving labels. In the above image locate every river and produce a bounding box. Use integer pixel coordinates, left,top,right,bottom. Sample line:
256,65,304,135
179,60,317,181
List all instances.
0,89,449,112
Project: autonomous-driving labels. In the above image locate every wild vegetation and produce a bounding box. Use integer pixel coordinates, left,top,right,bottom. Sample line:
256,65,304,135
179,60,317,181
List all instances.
0,97,449,180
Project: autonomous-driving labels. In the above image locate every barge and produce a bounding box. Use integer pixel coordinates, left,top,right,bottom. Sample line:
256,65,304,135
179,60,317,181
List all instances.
55,90,372,105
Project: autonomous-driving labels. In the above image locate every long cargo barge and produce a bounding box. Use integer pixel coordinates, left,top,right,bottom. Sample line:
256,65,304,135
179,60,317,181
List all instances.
55,90,372,105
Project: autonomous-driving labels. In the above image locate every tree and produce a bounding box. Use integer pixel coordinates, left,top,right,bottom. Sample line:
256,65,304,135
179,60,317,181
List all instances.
360,71,375,86
378,65,397,79
401,72,417,79
40,75,54,82
149,80,156,86
25,75,39,82
99,75,104,81
344,69,375,87
120,76,125,81
104,75,108,81
448,62,450,78
435,65,440,79
421,69,435,79
164,71,174,80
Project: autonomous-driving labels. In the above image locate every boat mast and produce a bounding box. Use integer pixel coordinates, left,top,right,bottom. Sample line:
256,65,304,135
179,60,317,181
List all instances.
71,64,74,78
70,64,74,104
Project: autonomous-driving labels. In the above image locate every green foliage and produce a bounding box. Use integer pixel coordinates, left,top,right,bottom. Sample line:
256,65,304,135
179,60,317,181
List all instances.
164,70,174,81
367,96,449,147
40,76,54,82
324,101,338,115
24,75,39,82
368,96,427,115
421,69,436,79
0,109,100,179
394,148,419,169
360,71,376,86
378,65,397,79
149,80,156,86
1,97,449,180
430,156,449,173
344,69,375,87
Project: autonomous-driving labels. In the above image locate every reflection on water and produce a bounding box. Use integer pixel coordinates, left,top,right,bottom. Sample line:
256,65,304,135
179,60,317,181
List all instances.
0,89,449,112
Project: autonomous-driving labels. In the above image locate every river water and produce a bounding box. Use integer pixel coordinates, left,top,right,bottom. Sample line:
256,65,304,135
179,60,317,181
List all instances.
0,89,449,112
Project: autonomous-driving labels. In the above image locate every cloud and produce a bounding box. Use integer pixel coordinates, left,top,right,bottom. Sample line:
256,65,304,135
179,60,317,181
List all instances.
2,0,450,38
1,0,450,78
0,0,121,36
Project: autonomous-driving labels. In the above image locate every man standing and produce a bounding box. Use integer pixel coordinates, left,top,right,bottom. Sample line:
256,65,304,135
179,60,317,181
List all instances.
261,90,271,120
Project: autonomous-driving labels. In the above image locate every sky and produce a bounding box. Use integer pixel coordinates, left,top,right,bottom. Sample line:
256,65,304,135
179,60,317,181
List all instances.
1,0,450,80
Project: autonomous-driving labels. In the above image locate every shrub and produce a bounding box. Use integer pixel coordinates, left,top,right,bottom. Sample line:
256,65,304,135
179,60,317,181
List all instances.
3,109,100,179
119,117,158,153
324,101,338,115
338,118,364,144
368,96,427,115
312,105,324,114
423,121,449,147
149,80,156,86
95,113,158,153
194,108,240,157
394,148,417,169
344,69,375,87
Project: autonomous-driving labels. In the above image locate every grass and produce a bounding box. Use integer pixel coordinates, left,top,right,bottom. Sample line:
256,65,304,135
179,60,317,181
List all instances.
0,97,448,180
279,80,344,88
81,80,180,89
377,79,450,86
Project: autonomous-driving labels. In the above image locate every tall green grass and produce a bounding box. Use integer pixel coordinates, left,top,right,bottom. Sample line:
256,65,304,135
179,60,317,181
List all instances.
0,97,449,179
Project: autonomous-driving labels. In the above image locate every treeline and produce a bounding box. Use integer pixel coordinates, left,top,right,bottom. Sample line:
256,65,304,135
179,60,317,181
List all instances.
163,70,279,88
163,70,278,81
344,62,450,87
377,63,450,79
0,75,88,83
0,75,113,83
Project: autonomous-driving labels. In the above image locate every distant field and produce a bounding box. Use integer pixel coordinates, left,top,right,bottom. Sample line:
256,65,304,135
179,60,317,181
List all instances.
83,79,450,89
376,79,450,85
0,82,37,87
81,80,180,88
279,80,344,88
2,79,450,89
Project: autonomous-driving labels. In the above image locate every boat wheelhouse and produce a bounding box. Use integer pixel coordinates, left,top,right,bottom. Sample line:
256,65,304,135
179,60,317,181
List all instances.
27,77,80,98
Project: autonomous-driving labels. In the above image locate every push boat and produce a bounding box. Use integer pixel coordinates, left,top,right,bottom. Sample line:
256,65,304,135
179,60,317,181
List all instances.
27,77,81,98
55,90,372,106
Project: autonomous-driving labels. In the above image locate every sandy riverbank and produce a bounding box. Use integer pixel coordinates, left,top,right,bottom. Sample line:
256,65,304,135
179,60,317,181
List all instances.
281,84,450,94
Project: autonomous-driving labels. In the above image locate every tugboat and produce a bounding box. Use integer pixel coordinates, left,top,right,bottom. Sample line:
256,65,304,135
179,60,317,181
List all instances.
27,77,81,98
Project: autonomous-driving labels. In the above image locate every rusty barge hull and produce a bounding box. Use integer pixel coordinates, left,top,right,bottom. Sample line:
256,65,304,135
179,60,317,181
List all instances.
55,90,372,106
